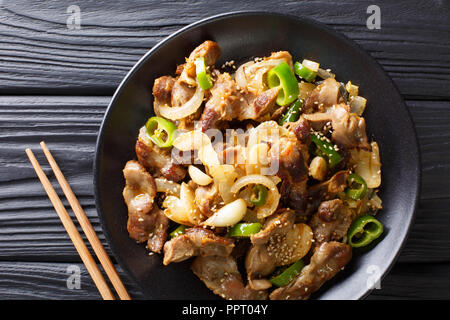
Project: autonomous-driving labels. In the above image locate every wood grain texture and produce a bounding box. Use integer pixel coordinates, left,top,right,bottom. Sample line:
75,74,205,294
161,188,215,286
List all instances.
1,261,449,300
0,0,449,98
0,0,449,300
0,261,144,300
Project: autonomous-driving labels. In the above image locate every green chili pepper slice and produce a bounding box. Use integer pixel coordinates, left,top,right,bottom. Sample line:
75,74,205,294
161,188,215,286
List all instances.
270,259,305,287
347,215,383,248
346,173,368,200
195,57,213,90
229,223,262,237
250,184,268,206
294,61,317,82
145,116,177,148
169,225,186,239
267,62,299,106
310,133,342,168
279,99,304,125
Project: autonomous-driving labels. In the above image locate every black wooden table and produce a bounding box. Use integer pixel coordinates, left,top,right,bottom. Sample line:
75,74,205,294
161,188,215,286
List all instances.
1,0,449,300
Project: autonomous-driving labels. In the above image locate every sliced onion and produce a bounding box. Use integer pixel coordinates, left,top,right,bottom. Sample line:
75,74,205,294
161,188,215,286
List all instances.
298,82,317,100
201,198,247,227
350,96,367,116
173,130,220,166
188,165,213,186
230,174,280,219
302,59,320,72
173,130,237,203
158,82,204,120
247,121,290,151
235,59,285,95
246,143,269,175
208,164,238,203
235,61,254,89
350,141,381,188
162,182,203,226
155,177,180,196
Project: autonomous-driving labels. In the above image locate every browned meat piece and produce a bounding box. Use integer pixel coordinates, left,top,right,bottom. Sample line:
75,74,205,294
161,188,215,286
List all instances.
198,50,294,131
153,76,175,106
163,227,234,265
250,209,296,245
305,170,349,216
309,199,353,246
123,160,169,253
135,138,186,182
302,105,369,149
179,40,222,86
191,255,267,300
198,72,280,131
330,105,370,149
194,183,220,217
290,117,311,144
238,87,279,121
171,79,196,107
270,241,352,300
304,78,341,113
301,112,333,132
123,160,156,242
270,136,309,215
145,207,170,253
198,71,241,132
246,210,313,290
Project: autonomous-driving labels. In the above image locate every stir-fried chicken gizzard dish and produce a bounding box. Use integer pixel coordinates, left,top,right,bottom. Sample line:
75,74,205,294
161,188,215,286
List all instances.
123,41,384,300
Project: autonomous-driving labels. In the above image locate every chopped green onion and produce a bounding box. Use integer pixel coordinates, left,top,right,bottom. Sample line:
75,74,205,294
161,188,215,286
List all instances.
347,215,383,248
267,62,299,106
250,184,268,207
279,99,304,125
145,116,177,148
310,133,342,168
169,225,186,239
345,173,368,200
294,61,317,82
270,259,305,287
195,57,213,90
228,222,262,237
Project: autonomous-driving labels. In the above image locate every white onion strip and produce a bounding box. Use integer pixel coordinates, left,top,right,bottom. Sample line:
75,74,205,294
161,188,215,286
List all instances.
155,177,180,196
201,199,247,227
173,130,220,166
158,82,204,120
230,174,280,219
173,130,237,203
188,165,213,186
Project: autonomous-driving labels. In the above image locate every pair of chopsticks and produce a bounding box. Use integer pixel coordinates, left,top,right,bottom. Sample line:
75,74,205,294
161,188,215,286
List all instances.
26,141,131,300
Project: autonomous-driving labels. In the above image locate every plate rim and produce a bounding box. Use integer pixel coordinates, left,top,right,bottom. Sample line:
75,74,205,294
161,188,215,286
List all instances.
93,10,421,300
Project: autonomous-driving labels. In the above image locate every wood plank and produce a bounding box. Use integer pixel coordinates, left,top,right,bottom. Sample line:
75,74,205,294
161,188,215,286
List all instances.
368,262,450,300
0,260,447,299
0,0,449,98
0,261,144,299
0,96,449,263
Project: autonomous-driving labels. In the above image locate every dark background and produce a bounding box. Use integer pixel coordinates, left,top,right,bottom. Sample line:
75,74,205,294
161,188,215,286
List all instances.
0,0,449,299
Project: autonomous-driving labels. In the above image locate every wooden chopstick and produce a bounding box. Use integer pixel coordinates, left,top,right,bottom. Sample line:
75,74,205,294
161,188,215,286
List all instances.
25,147,115,300
39,141,131,300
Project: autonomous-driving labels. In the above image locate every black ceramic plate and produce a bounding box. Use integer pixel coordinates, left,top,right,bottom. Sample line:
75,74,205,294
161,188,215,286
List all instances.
94,11,420,300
